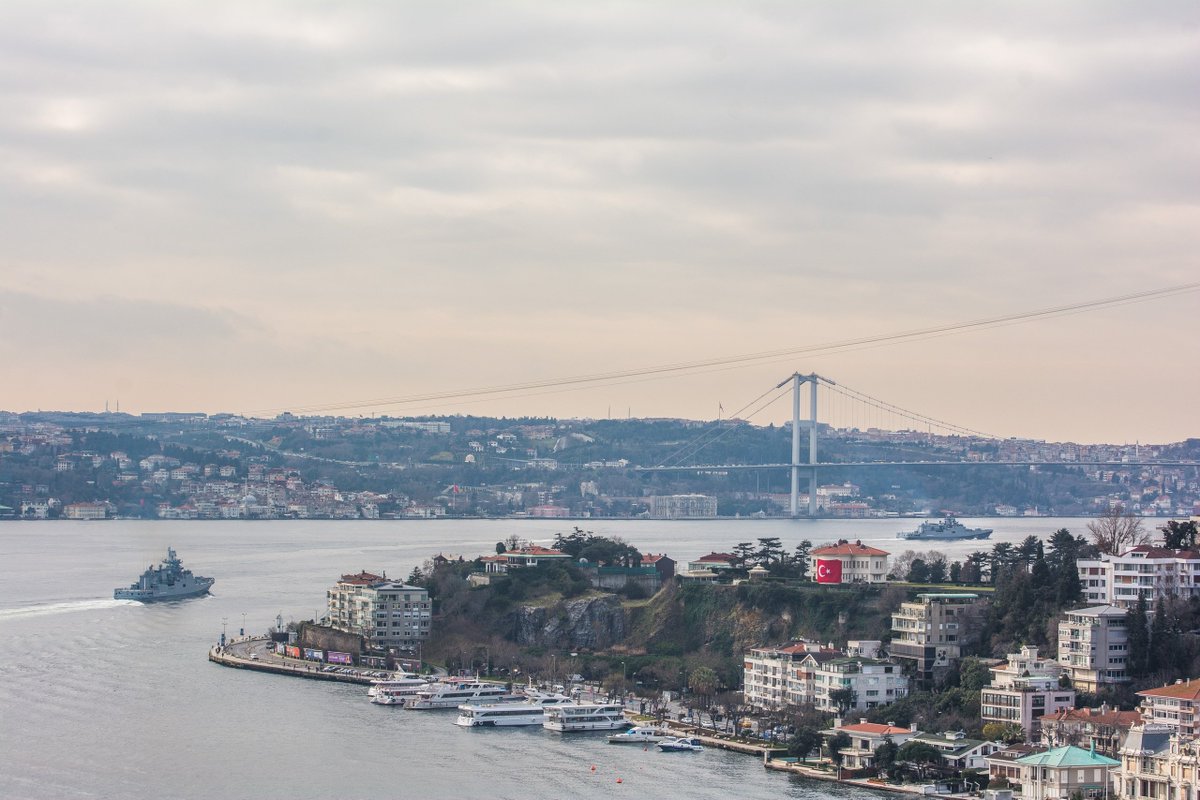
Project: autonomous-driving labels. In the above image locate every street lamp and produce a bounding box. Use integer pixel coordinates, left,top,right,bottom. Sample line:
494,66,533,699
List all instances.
221,617,227,647
241,612,247,638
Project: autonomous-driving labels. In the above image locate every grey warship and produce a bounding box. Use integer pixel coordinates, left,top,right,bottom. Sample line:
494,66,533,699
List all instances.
897,516,992,541
114,547,214,601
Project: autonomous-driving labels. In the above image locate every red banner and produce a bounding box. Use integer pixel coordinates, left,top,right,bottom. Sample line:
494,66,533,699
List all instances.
815,559,843,584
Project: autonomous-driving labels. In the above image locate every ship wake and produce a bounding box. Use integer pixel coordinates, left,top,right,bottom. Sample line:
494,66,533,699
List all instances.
0,598,140,620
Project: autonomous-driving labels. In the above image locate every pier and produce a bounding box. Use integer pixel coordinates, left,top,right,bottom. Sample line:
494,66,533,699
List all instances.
208,636,374,684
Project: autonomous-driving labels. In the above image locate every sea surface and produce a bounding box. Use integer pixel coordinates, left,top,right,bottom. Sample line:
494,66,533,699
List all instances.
0,517,1087,799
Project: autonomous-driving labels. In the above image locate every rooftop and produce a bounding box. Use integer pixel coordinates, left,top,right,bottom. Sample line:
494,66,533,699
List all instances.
1138,678,1200,702
811,541,890,557
1014,745,1119,768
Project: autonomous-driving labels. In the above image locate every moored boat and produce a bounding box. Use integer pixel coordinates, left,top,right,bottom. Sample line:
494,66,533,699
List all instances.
454,693,572,727
607,725,675,744
408,678,514,710
543,703,629,732
656,736,704,752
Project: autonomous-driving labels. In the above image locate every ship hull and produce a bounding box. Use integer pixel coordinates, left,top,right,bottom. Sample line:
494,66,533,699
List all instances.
897,531,992,541
114,579,214,602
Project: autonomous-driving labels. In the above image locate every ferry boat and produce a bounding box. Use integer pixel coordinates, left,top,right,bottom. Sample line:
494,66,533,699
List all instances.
367,672,430,702
114,548,214,601
607,725,675,744
454,693,572,727
657,736,704,752
897,515,992,541
543,703,629,732
408,679,514,710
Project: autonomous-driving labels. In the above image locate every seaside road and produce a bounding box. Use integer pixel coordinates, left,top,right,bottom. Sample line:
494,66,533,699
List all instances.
210,636,377,684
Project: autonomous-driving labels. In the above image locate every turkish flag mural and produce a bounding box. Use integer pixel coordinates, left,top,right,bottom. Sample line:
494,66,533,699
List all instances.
815,559,843,584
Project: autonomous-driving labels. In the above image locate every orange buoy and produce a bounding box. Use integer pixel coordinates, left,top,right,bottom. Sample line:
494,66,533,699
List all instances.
616,778,623,784
590,765,596,772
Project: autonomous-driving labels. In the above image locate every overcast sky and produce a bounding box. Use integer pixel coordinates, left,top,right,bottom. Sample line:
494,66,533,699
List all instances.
1,1,1196,443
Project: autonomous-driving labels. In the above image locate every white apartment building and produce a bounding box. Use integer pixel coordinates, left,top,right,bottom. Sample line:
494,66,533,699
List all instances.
326,572,431,651
743,642,828,710
744,640,910,712
648,494,718,519
825,720,918,770
980,646,1075,735
890,593,979,687
1137,678,1200,737
809,540,890,584
811,657,909,713
1077,546,1200,609
1058,606,1130,693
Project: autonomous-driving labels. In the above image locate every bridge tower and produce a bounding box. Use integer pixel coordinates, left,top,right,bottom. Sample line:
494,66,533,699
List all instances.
783,373,825,517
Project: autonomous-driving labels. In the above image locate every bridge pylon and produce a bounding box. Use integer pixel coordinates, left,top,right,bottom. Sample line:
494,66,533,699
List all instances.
778,373,830,518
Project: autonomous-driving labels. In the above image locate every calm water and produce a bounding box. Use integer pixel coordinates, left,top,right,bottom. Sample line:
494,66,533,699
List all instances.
0,517,1083,799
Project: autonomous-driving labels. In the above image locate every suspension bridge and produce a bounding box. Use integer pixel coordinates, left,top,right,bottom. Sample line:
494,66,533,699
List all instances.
639,373,1200,518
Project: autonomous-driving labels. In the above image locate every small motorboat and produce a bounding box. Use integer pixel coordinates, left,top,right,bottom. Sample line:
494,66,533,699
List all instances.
656,736,704,752
607,725,675,744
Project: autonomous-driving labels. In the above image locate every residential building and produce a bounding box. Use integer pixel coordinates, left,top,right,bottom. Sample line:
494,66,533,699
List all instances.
811,657,909,713
986,743,1048,788
743,641,833,710
1115,725,1200,800
686,553,737,573
981,646,1075,736
1058,606,1130,692
1012,746,1119,800
641,553,676,581
907,731,1005,770
648,494,717,519
808,540,890,584
63,501,109,520
483,546,572,574
1040,705,1142,757
1137,678,1200,736
325,572,431,651
890,593,979,687
1077,546,1200,609
824,719,918,771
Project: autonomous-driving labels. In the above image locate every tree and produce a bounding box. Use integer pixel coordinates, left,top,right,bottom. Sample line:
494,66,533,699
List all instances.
688,666,719,709
828,732,852,765
788,728,823,763
1088,506,1149,556
927,556,948,584
794,540,812,580
829,687,857,713
1126,594,1150,678
907,559,930,583
981,722,1025,744
1161,520,1199,550
958,658,991,691
495,541,507,554
896,740,944,765
874,736,899,774
756,537,784,565
732,542,755,568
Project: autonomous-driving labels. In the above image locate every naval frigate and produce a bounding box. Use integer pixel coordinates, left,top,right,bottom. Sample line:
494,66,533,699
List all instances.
114,547,214,601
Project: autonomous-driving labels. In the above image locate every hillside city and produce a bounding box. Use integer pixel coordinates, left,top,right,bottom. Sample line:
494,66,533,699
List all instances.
0,410,1196,521
275,514,1200,799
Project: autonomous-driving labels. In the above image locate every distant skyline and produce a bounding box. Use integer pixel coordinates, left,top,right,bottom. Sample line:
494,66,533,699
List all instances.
1,2,1197,444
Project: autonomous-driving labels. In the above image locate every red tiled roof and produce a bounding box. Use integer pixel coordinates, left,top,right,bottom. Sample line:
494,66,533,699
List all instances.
1039,707,1141,728
642,553,672,564
695,552,736,563
811,541,890,557
1123,545,1200,559
1139,678,1200,701
510,546,568,557
339,571,384,585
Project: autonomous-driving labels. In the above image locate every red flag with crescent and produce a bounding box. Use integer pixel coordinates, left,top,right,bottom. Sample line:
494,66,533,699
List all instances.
815,559,842,584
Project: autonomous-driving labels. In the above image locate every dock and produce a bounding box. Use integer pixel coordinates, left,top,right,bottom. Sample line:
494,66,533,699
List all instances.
208,636,374,684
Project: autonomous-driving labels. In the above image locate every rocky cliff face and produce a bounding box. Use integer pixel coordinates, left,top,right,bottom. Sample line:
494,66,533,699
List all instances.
508,595,627,650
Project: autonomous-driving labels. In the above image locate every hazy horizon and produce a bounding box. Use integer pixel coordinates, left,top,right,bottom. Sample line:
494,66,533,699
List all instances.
2,2,1196,444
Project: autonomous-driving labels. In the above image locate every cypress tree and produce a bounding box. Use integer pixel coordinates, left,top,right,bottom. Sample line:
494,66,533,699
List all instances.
1126,595,1151,678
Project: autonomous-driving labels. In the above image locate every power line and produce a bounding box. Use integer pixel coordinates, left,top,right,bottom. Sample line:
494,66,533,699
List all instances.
246,281,1200,416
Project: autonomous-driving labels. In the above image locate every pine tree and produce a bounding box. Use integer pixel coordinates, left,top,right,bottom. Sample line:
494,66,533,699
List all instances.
1126,595,1151,678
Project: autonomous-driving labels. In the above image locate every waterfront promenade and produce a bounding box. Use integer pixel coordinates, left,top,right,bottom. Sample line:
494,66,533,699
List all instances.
208,636,375,684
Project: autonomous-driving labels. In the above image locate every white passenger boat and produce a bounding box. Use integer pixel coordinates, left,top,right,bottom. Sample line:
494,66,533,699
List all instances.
657,737,704,752
607,725,675,744
408,679,514,710
367,672,430,701
543,703,629,732
454,693,572,727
